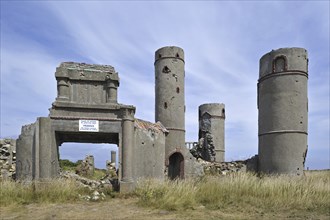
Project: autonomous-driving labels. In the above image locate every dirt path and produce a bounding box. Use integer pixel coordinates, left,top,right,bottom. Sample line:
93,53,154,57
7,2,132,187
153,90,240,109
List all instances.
1,198,178,220
1,198,329,220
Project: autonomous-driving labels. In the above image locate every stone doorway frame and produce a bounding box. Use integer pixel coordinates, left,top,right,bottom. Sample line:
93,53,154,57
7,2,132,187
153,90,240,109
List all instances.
167,152,184,179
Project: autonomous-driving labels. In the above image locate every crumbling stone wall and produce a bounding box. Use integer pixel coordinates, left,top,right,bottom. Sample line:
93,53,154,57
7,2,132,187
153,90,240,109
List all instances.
133,119,167,180
0,139,16,180
190,131,216,162
192,103,225,162
198,155,258,175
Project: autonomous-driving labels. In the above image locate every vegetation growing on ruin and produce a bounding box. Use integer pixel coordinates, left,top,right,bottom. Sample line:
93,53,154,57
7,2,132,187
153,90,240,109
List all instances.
59,159,107,180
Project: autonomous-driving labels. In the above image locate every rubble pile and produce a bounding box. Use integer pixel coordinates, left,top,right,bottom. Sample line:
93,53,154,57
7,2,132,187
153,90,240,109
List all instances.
106,160,117,176
75,155,95,177
60,170,119,201
0,139,16,180
198,155,258,175
61,168,118,190
79,190,106,202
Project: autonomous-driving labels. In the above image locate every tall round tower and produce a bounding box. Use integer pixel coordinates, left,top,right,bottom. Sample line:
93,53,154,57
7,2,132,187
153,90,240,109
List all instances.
199,103,225,162
155,46,185,156
258,47,308,175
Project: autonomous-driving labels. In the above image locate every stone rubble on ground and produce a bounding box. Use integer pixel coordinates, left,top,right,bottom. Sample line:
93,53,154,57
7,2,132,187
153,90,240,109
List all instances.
197,155,258,175
0,139,16,180
60,170,118,201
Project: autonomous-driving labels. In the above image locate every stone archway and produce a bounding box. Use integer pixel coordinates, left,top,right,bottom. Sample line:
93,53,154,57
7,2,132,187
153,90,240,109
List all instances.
168,152,184,180
15,63,136,192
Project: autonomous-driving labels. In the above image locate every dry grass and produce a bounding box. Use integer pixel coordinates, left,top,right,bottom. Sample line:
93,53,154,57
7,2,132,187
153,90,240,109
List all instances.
135,171,330,215
0,171,329,219
0,178,89,206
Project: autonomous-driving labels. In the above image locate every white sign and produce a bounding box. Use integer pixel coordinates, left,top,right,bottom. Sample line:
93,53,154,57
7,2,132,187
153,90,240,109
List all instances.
79,120,99,132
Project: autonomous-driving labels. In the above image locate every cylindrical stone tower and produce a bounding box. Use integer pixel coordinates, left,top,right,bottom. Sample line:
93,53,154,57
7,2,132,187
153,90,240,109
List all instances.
199,103,225,162
258,47,308,175
155,46,185,155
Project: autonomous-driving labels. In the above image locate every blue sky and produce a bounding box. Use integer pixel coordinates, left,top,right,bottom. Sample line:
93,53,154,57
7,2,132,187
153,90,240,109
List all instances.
1,1,329,169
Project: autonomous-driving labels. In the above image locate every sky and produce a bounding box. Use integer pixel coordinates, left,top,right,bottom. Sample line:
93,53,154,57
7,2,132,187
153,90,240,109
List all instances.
1,1,329,169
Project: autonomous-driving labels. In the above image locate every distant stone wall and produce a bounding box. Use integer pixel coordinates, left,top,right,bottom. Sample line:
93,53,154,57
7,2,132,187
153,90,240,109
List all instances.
0,139,16,180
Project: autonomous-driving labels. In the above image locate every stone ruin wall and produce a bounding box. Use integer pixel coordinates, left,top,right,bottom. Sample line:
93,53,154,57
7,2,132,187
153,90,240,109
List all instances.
0,139,16,180
199,155,258,175
1,137,257,182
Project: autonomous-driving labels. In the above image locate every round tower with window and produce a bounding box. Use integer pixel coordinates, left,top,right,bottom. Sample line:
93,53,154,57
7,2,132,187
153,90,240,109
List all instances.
258,47,308,175
155,46,185,157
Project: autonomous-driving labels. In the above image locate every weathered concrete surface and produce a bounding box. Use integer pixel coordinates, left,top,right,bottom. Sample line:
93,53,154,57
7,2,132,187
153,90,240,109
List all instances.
120,108,135,192
258,47,308,175
197,103,225,162
54,62,119,103
15,62,138,193
155,46,185,156
155,46,203,179
16,117,59,181
133,119,167,180
50,62,135,120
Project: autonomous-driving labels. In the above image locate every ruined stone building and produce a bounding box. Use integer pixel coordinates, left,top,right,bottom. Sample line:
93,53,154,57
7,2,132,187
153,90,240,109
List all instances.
13,46,308,192
15,46,203,192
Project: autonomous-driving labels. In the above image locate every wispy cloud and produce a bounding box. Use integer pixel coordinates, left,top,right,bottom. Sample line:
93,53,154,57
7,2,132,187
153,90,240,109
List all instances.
1,1,329,169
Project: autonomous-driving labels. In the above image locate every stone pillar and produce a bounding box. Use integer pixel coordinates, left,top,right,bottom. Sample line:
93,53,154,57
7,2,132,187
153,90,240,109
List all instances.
199,103,225,162
56,77,69,100
106,80,118,103
120,108,135,192
86,155,95,176
16,123,36,181
258,47,308,175
155,46,185,156
111,150,116,165
38,117,58,179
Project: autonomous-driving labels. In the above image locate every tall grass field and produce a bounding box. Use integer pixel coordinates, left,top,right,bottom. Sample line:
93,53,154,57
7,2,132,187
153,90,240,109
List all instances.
1,170,329,217
135,171,330,214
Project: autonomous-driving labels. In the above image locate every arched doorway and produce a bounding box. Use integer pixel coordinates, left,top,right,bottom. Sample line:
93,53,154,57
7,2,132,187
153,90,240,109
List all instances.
168,152,184,180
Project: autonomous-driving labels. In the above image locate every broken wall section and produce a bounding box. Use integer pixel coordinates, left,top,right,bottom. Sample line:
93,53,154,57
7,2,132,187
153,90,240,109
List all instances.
16,117,59,181
133,119,167,180
198,155,258,175
191,103,225,162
